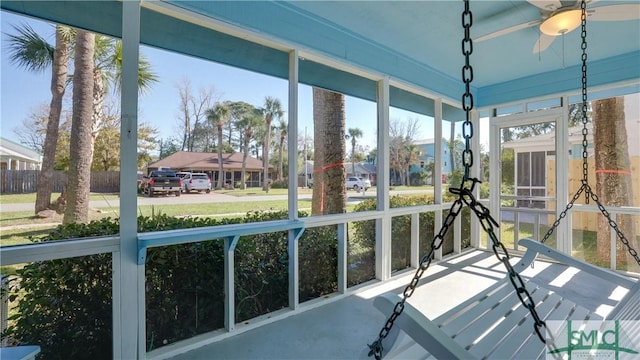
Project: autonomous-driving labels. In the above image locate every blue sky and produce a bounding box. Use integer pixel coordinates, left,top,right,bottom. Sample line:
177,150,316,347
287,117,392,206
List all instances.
1,10,446,154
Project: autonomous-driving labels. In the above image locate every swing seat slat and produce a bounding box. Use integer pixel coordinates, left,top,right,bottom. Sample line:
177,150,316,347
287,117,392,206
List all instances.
373,238,639,359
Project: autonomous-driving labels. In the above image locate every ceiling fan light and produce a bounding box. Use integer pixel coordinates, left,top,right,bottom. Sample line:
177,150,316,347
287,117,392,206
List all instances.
540,9,582,36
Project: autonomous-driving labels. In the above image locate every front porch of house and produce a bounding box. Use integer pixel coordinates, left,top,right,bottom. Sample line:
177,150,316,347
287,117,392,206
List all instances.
1,1,639,359
158,249,628,359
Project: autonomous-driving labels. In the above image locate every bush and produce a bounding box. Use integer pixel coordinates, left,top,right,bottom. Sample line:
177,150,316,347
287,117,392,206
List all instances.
2,210,339,358
270,179,288,189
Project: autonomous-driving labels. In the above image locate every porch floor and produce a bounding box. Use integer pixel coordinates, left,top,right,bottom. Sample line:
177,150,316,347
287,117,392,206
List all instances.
164,250,622,360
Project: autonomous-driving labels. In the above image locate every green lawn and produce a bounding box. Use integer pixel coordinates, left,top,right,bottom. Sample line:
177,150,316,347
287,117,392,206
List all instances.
0,192,121,204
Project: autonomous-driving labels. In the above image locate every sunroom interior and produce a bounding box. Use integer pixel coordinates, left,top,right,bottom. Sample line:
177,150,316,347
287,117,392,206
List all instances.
1,1,639,359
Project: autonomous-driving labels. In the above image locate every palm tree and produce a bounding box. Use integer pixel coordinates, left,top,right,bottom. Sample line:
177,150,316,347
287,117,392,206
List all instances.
90,37,157,163
206,103,230,189
235,106,263,190
6,23,72,214
403,143,420,186
312,88,346,215
276,119,287,181
346,127,363,176
261,97,283,191
593,97,635,266
63,29,95,224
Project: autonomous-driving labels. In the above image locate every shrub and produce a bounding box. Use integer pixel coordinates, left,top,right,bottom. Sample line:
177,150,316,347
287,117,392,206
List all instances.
2,210,339,358
270,179,288,189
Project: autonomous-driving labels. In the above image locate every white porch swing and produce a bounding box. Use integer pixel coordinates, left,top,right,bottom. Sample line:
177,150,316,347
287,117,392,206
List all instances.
368,1,640,359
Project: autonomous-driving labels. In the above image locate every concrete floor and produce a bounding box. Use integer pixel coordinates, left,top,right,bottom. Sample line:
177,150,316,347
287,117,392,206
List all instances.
158,250,627,360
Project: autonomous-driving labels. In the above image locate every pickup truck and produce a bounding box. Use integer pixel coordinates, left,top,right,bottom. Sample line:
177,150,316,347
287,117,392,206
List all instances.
140,170,183,197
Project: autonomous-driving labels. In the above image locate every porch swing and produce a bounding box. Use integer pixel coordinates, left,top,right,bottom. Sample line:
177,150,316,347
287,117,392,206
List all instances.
368,1,640,359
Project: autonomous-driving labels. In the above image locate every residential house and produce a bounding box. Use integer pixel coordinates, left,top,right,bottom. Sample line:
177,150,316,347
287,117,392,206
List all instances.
0,138,41,170
147,151,270,188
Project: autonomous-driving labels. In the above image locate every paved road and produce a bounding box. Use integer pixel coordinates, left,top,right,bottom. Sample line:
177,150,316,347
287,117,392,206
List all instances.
0,189,437,213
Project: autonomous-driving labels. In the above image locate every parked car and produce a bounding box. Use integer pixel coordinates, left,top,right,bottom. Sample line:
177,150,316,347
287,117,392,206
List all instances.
140,170,182,197
345,177,370,191
175,172,191,192
359,177,372,189
183,173,211,193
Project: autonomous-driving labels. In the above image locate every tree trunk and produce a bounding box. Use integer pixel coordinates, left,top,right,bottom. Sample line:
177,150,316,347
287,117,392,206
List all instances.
278,135,285,181
217,125,225,190
35,26,69,213
593,97,635,267
311,88,346,215
64,30,95,224
263,117,271,191
242,137,249,190
90,67,105,167
351,138,356,176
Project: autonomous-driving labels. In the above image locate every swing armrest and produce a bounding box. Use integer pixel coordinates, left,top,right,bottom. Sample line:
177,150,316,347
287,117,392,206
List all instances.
373,292,477,360
515,238,636,289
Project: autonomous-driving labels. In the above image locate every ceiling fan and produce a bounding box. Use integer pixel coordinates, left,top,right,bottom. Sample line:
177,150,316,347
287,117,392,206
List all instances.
476,0,640,53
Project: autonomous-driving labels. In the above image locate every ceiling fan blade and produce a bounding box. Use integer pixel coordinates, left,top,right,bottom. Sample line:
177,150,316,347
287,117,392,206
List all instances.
527,0,562,11
532,34,556,54
476,20,541,42
587,4,640,21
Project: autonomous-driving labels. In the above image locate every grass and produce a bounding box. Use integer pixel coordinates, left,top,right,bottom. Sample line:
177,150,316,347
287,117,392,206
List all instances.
0,192,121,204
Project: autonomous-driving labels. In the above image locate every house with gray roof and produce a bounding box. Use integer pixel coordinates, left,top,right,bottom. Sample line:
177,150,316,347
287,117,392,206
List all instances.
0,138,41,170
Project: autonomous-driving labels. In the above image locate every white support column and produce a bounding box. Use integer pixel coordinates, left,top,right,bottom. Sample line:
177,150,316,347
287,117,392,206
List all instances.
557,97,571,253
489,115,501,245
287,50,300,309
288,50,299,219
376,78,391,281
454,215,462,254
118,2,141,359
410,213,420,268
337,223,347,293
434,99,443,260
224,237,236,331
470,110,481,248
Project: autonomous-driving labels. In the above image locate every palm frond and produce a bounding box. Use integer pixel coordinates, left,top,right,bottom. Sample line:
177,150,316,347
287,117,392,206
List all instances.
5,23,54,73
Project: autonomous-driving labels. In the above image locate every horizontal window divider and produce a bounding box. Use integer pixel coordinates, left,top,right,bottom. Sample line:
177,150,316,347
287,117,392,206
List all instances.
389,203,443,217
137,219,305,264
1,236,120,266
570,204,640,215
300,211,383,227
499,207,556,214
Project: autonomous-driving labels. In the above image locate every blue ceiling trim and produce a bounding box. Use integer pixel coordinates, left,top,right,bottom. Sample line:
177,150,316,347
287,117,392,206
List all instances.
167,1,473,105
390,87,435,117
1,1,123,38
139,8,290,81
478,51,640,107
299,59,377,102
568,84,640,104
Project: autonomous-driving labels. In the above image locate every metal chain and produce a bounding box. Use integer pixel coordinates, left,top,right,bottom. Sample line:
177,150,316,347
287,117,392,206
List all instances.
579,0,590,204
456,185,548,343
541,184,585,244
541,0,639,267
461,0,474,182
586,184,640,266
368,3,547,357
367,198,465,359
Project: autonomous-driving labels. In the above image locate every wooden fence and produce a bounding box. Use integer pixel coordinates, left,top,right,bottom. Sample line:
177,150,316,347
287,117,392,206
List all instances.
0,170,120,194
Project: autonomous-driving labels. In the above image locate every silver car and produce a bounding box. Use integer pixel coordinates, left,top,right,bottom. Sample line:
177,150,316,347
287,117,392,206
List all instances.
183,173,211,193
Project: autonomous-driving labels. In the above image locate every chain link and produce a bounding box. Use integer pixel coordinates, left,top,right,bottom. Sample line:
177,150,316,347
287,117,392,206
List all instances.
541,0,639,267
367,198,465,359
461,0,474,182
585,184,640,266
368,3,547,357
580,0,590,203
